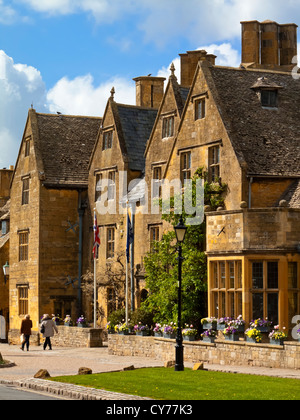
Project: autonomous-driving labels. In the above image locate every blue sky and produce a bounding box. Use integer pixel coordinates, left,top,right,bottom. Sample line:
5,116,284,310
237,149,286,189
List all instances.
0,0,300,167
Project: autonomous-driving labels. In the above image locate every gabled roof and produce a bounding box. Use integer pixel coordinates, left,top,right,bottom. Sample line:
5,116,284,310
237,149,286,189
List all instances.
34,112,101,188
115,104,158,172
144,73,189,158
204,64,300,177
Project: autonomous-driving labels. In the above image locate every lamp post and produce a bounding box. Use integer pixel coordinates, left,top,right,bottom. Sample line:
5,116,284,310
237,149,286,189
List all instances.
174,216,187,372
2,262,9,285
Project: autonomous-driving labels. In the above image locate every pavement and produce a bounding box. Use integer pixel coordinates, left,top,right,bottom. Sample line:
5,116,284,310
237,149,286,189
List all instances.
1,342,300,400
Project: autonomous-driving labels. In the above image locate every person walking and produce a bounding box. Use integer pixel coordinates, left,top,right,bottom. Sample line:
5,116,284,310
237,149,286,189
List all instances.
40,314,58,350
20,314,33,351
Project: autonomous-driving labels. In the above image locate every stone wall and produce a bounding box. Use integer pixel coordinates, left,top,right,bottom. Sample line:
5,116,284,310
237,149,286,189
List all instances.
108,335,300,370
8,327,103,348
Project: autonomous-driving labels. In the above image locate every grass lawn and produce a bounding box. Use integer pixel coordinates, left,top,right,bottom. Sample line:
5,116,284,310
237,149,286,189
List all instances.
49,367,300,400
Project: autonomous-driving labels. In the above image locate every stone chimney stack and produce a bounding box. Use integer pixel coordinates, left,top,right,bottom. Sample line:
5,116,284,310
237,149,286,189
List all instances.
241,20,298,71
180,50,216,87
133,76,166,108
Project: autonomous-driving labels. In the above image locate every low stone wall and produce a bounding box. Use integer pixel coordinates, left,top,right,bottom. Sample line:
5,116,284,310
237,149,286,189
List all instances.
108,335,300,370
8,327,103,348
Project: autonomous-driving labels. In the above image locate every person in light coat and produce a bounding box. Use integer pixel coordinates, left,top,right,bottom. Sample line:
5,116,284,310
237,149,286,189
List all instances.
40,314,58,350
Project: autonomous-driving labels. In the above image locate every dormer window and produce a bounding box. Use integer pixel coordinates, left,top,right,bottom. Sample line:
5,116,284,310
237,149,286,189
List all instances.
261,90,278,108
251,77,282,109
102,130,113,150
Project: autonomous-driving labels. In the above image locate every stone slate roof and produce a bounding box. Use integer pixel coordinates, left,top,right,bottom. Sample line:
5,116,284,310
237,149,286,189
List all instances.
35,113,101,188
277,180,300,208
115,104,158,172
206,65,300,177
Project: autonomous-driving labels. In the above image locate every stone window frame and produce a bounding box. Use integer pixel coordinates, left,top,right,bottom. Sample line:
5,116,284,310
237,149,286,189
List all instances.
162,115,175,139
208,145,220,183
21,175,30,205
250,260,279,325
102,128,114,150
17,284,29,316
95,173,102,202
152,165,162,198
149,225,160,253
18,229,29,262
260,89,278,108
24,136,31,157
180,151,192,185
210,260,243,319
106,227,115,259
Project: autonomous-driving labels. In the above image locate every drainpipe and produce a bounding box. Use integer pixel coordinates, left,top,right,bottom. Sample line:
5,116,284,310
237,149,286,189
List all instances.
249,177,253,209
77,190,85,316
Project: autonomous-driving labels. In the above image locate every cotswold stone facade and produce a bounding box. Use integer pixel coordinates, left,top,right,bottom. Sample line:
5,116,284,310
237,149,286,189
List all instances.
3,19,300,340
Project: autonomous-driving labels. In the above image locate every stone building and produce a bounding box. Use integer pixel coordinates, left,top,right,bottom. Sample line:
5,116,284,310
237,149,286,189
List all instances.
0,168,13,336
162,20,300,331
88,81,162,322
8,109,101,336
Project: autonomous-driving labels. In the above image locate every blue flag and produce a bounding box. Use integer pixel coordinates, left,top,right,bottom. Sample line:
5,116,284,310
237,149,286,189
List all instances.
126,213,134,263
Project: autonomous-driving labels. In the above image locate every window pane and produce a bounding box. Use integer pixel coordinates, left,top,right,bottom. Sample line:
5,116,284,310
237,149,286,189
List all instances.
288,292,298,327
220,262,225,288
236,261,242,289
220,292,226,318
288,262,298,289
212,262,218,288
229,262,235,288
236,292,242,316
228,292,234,318
252,262,263,289
252,293,263,320
267,293,278,325
267,262,278,289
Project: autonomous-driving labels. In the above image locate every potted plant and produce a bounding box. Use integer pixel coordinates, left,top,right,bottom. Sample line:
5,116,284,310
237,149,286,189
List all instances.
201,317,217,330
230,315,246,333
134,322,150,336
269,326,287,345
201,329,217,343
64,315,73,326
153,323,163,337
250,318,272,333
76,315,87,328
163,323,177,339
52,315,62,326
223,325,239,341
245,328,262,343
217,317,231,330
115,322,129,335
106,321,115,334
182,324,198,341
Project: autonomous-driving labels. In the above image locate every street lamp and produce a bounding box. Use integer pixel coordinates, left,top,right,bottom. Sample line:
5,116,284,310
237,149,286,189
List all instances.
2,262,9,285
174,216,187,371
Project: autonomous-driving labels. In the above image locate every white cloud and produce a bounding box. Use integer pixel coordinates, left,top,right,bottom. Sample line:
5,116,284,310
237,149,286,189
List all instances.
46,74,135,116
0,50,48,167
0,0,17,24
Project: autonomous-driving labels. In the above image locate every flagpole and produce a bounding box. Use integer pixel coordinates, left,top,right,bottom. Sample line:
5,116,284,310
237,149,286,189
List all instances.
125,202,129,326
93,210,97,329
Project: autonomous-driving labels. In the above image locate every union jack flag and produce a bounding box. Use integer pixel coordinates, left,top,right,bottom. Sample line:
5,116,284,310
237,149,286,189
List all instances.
93,212,100,259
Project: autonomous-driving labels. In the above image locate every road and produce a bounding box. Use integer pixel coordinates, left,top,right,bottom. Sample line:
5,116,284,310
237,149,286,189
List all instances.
0,384,65,400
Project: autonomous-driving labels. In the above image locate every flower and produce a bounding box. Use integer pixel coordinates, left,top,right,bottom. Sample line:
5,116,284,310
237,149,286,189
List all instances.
201,317,217,325
245,328,263,343
77,315,86,324
250,318,272,328
106,321,114,330
64,315,72,324
153,323,162,333
201,329,217,338
134,323,150,332
269,326,287,341
223,326,238,336
163,323,177,334
182,325,197,337
114,322,129,333
218,317,232,325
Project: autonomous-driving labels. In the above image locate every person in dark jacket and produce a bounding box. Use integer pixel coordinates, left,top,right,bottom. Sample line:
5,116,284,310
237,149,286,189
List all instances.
20,314,33,351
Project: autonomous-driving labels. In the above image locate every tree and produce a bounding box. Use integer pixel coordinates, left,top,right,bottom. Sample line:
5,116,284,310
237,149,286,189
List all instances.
142,168,226,329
